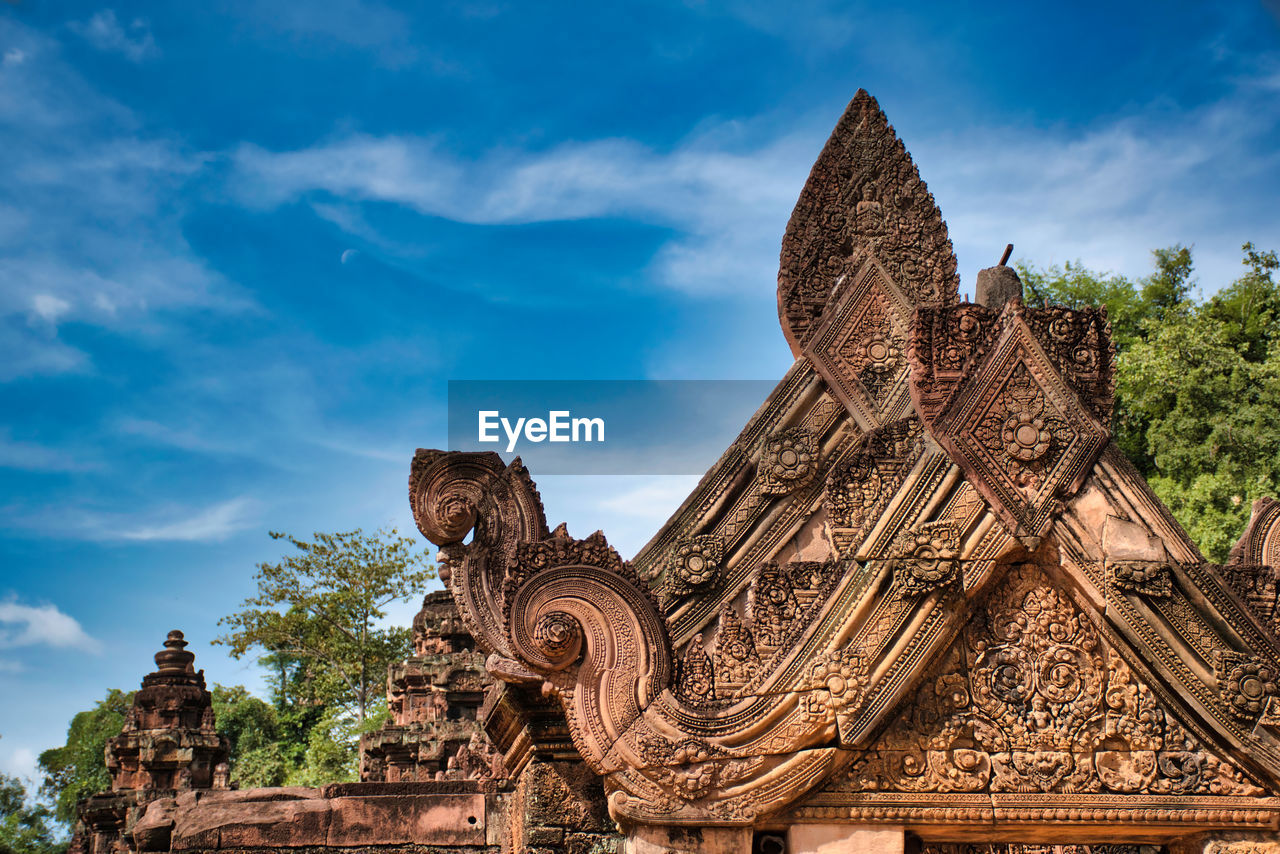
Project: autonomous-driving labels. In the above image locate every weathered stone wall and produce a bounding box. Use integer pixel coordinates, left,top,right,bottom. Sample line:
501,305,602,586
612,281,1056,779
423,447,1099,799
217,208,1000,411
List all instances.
508,759,619,854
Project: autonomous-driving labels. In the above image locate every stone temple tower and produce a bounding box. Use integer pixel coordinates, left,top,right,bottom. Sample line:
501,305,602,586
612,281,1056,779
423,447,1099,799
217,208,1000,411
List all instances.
74,631,229,854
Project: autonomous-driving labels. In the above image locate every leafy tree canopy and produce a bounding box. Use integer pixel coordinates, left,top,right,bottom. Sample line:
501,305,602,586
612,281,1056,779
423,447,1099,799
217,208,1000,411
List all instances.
0,772,61,854
37,690,133,826
216,528,433,726
1020,243,1280,561
215,528,433,781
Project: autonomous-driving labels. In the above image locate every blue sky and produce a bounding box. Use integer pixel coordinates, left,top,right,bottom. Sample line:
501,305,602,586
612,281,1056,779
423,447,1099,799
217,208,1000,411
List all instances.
2,0,1279,786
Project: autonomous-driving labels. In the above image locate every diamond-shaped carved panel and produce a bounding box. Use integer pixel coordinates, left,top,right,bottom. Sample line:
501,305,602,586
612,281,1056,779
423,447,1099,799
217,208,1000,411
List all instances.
803,257,914,431
930,317,1109,540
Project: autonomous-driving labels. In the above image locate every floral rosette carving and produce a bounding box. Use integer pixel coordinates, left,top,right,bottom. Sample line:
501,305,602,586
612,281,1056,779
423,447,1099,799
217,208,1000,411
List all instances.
757,427,819,494
531,611,581,663
981,364,1067,486
1217,652,1280,721
1002,410,1051,462
665,533,725,597
892,522,961,597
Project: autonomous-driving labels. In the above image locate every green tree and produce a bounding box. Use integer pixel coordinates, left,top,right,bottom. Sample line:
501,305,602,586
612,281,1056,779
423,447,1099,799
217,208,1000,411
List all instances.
215,528,433,780
1022,243,1280,562
0,773,61,854
37,690,133,825
210,686,287,789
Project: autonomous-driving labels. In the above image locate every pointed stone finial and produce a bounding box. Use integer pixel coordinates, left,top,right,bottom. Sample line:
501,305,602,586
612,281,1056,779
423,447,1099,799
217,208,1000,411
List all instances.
778,89,959,356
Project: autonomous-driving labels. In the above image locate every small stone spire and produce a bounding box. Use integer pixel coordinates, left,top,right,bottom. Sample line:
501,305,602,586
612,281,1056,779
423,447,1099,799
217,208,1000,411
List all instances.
360,592,504,784
105,630,229,792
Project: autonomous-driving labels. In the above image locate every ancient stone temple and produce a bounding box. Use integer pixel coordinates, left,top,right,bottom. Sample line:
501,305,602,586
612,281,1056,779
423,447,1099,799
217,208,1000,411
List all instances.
73,632,230,854
408,91,1280,853
359,590,504,783
80,91,1280,853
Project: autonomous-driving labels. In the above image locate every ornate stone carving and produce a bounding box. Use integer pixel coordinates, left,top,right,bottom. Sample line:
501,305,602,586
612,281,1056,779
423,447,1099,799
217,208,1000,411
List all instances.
674,633,715,705
757,426,819,494
778,89,958,355
748,562,800,649
404,93,1280,836
665,533,725,597
801,649,870,738
910,303,1112,541
803,257,915,429
713,605,762,695
824,417,923,556
826,566,1262,800
891,522,961,598
1231,498,1280,567
1216,651,1280,722
1109,561,1174,598
513,523,628,596
1223,562,1280,641
1021,305,1117,424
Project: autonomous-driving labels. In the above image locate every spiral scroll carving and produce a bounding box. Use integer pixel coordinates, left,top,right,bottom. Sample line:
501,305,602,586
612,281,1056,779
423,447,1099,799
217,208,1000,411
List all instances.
409,449,548,658
510,565,673,766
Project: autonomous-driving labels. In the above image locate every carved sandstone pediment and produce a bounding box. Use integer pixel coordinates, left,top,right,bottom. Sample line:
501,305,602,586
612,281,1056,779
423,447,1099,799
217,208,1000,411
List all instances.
409,91,1280,837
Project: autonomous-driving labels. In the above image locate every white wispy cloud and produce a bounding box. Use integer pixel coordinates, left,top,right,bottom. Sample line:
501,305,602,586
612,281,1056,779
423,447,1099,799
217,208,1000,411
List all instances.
0,430,97,473
226,0,445,70
0,18,247,381
6,496,262,543
29,293,71,326
913,96,1280,297
0,597,102,653
69,10,158,62
114,497,259,542
0,746,39,785
231,131,809,297
230,66,1280,301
